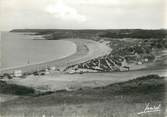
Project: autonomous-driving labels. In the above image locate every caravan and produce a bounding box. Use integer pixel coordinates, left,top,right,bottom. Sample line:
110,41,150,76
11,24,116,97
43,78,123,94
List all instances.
14,70,22,77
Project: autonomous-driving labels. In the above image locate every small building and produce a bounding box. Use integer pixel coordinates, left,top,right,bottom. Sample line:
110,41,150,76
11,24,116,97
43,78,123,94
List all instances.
50,66,56,71
68,69,75,74
144,58,148,62
44,69,49,75
137,61,142,65
14,70,22,77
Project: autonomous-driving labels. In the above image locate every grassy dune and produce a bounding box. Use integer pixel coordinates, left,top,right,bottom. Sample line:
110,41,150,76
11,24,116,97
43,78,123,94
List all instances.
0,74,166,117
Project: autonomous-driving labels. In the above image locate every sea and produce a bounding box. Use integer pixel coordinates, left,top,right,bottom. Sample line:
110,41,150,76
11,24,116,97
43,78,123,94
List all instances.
0,32,76,69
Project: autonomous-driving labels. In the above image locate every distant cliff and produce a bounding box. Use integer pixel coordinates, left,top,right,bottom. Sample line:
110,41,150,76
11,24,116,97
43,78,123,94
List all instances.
10,29,167,39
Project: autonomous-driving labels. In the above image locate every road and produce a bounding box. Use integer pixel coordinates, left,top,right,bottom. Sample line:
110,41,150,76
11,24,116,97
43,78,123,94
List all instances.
6,68,167,92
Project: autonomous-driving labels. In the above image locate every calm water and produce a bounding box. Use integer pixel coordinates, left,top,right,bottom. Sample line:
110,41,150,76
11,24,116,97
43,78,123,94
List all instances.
0,32,76,69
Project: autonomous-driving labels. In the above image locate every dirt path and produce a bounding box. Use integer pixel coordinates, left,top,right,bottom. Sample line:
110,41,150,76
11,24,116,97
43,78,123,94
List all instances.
6,68,167,92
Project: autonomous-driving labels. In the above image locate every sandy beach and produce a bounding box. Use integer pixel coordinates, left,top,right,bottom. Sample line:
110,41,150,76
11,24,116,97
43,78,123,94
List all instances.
0,37,111,74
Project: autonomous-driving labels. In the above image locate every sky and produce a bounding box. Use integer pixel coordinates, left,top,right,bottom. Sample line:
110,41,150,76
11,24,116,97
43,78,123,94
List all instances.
0,0,166,31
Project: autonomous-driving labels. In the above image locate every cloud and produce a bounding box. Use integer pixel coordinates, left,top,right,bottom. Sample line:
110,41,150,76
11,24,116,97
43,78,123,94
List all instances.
45,1,87,22
0,0,165,30
64,0,163,6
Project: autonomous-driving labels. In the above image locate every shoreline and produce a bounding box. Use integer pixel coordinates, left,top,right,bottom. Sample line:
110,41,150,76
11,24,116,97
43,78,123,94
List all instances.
0,38,111,74
0,39,77,71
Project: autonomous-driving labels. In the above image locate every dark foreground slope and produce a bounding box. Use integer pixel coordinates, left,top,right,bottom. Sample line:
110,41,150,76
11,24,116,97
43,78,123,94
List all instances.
0,81,35,96
0,74,166,117
2,74,165,104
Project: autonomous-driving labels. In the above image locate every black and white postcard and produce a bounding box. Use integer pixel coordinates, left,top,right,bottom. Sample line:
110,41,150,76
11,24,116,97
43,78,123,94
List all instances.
0,0,166,117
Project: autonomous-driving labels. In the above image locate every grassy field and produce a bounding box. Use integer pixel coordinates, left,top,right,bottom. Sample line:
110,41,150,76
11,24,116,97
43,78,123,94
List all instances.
0,74,166,117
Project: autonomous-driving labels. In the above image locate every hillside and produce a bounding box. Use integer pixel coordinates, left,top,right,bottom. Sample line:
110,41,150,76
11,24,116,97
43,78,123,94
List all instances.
1,74,165,105
0,74,165,117
64,38,167,73
10,29,167,39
